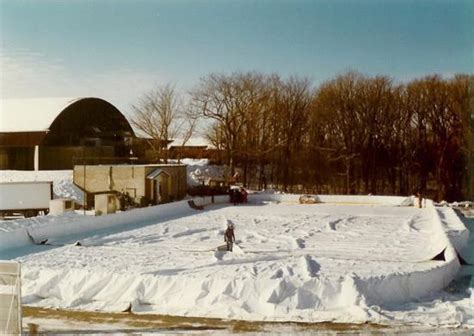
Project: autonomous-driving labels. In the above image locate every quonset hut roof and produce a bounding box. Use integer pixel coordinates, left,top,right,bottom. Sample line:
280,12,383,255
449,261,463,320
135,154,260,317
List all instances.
1,97,90,132
0,97,135,147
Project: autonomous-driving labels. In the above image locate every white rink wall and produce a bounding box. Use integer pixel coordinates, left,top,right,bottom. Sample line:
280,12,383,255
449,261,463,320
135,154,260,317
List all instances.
248,193,414,206
0,196,229,254
436,206,471,253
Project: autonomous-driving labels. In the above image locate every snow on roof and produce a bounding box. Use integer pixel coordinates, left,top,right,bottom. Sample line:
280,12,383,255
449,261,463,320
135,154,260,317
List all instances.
146,168,170,179
0,97,83,133
168,137,215,149
76,163,186,168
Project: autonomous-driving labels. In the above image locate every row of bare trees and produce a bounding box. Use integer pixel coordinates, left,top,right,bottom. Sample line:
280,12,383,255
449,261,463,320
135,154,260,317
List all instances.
307,72,472,201
131,71,473,201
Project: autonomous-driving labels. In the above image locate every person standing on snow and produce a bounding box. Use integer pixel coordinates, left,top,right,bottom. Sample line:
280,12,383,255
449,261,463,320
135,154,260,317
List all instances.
416,191,423,208
224,223,235,252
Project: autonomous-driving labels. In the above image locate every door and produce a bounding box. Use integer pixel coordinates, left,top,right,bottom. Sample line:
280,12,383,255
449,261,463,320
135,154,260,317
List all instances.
159,174,170,203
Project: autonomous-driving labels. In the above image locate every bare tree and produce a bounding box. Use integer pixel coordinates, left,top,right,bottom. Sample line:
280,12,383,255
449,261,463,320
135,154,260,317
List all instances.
311,72,364,194
270,76,313,191
184,70,472,200
131,83,189,162
191,72,265,174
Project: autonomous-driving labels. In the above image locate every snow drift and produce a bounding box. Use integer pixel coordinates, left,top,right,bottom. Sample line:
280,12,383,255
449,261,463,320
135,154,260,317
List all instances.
2,194,470,325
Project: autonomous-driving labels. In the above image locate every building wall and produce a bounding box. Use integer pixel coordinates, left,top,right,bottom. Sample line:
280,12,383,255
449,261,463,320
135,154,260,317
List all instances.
0,97,136,170
74,165,146,198
73,165,187,207
40,146,115,170
144,165,187,202
0,147,34,170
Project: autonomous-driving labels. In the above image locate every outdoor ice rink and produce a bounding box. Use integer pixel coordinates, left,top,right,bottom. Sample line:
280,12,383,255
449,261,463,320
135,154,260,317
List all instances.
19,203,441,276
13,199,465,323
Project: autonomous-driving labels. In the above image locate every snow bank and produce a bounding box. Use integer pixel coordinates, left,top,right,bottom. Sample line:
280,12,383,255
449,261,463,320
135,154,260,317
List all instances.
183,159,226,187
21,267,373,322
0,196,229,255
4,194,470,325
435,206,470,254
248,193,414,206
1,201,189,253
193,195,229,207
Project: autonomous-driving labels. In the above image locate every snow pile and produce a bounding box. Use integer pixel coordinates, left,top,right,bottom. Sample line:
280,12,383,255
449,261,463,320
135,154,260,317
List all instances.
435,206,470,254
0,196,228,255
0,200,198,254
436,200,473,208
20,263,375,322
182,159,227,187
0,212,86,233
2,195,469,326
0,170,83,204
168,137,213,148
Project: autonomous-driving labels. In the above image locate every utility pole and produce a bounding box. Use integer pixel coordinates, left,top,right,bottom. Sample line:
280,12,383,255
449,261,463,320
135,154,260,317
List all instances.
83,150,87,216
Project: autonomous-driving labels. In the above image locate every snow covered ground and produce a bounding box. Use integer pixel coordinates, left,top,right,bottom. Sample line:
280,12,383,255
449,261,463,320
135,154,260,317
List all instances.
0,168,472,330
182,158,227,187
0,211,90,233
0,198,470,328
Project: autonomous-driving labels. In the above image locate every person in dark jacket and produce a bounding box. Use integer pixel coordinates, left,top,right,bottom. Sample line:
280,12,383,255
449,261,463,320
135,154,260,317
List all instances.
224,223,235,252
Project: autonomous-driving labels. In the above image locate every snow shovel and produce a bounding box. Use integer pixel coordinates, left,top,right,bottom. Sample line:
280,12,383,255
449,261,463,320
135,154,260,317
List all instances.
217,244,228,251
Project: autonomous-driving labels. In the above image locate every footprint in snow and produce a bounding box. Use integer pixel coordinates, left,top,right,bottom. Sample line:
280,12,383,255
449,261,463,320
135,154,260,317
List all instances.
271,269,284,279
327,219,341,231
252,266,258,276
296,238,306,249
214,251,225,261
286,266,294,276
172,228,207,238
305,255,320,277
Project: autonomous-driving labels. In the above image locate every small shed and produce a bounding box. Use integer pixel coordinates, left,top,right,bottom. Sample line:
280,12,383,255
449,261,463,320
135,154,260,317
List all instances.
73,164,187,209
49,199,75,216
95,193,118,215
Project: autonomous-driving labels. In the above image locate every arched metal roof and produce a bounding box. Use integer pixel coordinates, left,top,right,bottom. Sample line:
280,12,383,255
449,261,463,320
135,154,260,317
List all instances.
0,97,132,134
0,97,81,132
0,97,135,149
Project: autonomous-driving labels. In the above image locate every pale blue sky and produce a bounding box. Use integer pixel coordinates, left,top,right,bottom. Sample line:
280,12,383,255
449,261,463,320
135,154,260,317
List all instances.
0,0,472,115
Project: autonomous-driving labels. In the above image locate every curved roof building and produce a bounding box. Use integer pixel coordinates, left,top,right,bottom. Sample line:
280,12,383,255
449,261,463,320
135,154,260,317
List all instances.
0,97,136,169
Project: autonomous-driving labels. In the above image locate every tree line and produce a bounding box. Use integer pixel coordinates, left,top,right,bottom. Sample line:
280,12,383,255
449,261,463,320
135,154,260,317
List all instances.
131,71,474,201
